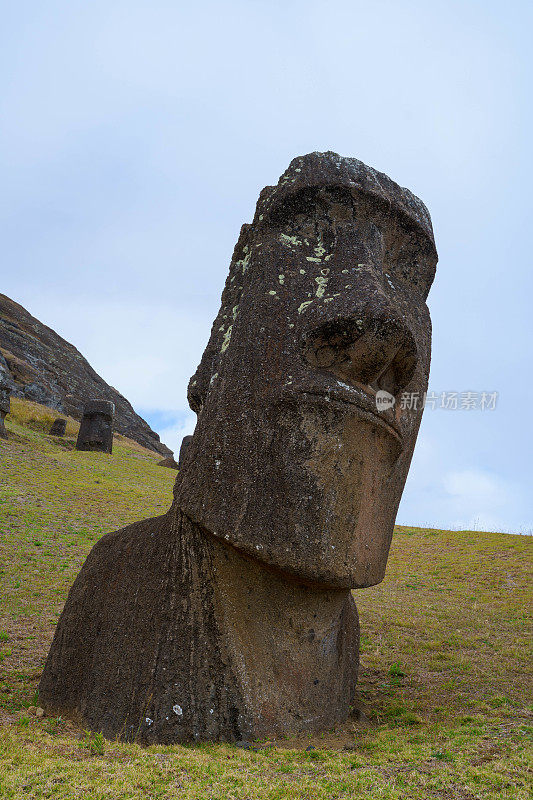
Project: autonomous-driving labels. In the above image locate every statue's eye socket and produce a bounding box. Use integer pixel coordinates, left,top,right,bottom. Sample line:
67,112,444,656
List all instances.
323,186,353,207
268,186,355,228
269,188,318,227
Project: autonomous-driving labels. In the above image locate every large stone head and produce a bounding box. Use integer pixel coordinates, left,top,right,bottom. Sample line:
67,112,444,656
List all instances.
175,152,437,588
76,400,115,454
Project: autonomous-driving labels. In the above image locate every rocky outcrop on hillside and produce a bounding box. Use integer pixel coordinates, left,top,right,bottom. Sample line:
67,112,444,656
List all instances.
0,294,172,456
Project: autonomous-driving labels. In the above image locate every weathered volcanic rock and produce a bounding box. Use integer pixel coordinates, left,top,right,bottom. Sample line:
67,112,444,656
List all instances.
76,400,114,454
39,509,359,743
0,294,171,456
158,456,179,470
177,435,193,469
40,152,438,744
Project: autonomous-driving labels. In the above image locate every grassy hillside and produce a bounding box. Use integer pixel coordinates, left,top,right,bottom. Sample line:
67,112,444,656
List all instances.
0,399,531,799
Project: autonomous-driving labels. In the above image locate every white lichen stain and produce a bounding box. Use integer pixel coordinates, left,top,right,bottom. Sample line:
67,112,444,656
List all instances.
268,290,278,297
314,231,327,258
280,233,302,247
210,372,218,386
236,246,251,273
221,325,233,353
278,274,285,284
220,305,240,353
315,276,329,298
299,269,306,274
298,300,313,314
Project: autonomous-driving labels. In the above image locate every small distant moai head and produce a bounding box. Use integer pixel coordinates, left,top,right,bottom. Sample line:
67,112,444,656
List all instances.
49,418,67,437
0,382,10,440
175,152,437,588
158,456,179,470
178,435,193,470
76,400,114,453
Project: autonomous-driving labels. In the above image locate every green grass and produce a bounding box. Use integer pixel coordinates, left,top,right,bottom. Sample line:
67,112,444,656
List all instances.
1,399,531,799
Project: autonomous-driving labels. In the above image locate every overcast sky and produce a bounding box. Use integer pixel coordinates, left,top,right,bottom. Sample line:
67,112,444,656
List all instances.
2,0,531,532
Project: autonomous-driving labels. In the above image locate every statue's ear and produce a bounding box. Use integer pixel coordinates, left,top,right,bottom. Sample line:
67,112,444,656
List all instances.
187,224,252,415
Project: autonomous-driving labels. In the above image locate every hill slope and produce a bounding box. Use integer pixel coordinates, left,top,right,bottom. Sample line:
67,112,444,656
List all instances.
0,293,171,456
0,400,531,800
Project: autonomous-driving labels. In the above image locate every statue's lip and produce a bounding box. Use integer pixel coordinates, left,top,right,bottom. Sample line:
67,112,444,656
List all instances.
284,380,403,446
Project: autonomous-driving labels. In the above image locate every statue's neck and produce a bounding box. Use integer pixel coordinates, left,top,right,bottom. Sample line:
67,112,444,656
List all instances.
191,512,359,738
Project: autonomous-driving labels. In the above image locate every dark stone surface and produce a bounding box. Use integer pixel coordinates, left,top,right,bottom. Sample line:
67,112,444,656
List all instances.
0,294,171,456
75,400,114,454
40,510,358,742
177,435,193,469
158,456,179,470
49,418,67,436
40,152,437,743
0,378,10,440
178,151,437,588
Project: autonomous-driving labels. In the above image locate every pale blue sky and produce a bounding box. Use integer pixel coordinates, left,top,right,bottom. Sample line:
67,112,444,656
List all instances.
1,0,531,532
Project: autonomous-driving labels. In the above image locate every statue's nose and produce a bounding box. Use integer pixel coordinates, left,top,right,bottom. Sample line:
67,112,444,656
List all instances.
301,299,418,397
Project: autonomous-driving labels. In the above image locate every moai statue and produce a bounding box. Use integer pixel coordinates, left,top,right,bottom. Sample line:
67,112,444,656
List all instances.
0,380,10,440
158,456,179,470
75,400,114,453
40,153,437,744
49,418,67,437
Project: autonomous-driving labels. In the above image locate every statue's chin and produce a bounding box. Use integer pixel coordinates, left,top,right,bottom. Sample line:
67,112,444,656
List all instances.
178,484,399,590
176,394,408,588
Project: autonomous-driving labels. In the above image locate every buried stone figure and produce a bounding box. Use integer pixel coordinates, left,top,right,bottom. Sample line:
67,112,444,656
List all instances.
40,152,438,743
75,400,115,453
